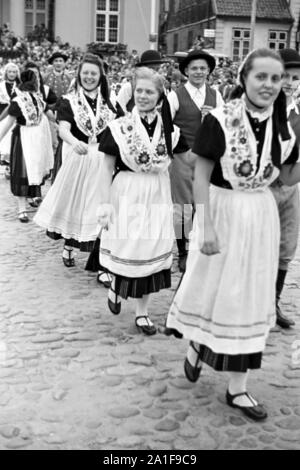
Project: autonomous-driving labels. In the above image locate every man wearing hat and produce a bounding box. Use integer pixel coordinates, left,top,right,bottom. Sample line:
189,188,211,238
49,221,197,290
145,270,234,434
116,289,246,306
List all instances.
168,50,223,272
44,51,71,99
270,48,300,329
43,52,71,152
116,49,167,113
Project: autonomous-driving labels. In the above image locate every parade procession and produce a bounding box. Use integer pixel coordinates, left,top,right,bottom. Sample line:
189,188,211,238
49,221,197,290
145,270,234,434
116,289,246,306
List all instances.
0,0,300,453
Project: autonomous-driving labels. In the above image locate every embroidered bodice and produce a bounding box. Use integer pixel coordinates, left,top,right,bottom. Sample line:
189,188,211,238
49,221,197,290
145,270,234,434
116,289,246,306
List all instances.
108,107,180,174
211,99,295,191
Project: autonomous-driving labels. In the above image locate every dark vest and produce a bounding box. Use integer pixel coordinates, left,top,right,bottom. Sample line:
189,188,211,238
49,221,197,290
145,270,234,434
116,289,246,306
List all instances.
174,84,217,148
289,105,300,145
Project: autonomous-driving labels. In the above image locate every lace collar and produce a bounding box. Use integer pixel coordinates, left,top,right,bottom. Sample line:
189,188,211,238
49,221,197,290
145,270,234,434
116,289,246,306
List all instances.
242,95,274,122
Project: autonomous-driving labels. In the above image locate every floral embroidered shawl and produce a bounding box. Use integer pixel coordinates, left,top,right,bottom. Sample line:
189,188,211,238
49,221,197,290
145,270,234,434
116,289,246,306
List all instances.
13,90,45,126
108,107,180,173
211,98,296,191
66,87,115,142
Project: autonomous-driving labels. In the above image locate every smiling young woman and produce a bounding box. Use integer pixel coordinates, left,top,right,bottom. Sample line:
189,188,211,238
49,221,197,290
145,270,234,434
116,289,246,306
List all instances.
34,53,116,274
96,67,189,336
166,48,300,421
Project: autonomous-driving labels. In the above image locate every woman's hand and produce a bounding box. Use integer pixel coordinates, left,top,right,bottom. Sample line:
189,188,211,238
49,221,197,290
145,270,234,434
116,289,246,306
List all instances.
72,140,88,155
97,204,114,230
200,222,220,256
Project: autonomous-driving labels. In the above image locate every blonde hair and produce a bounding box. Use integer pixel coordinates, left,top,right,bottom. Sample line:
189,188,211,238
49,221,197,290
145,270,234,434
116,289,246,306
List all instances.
4,62,20,81
133,67,164,96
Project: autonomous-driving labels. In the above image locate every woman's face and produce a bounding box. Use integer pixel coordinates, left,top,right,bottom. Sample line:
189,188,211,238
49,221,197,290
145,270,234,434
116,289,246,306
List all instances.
244,57,283,109
6,67,18,82
80,63,101,91
134,78,160,112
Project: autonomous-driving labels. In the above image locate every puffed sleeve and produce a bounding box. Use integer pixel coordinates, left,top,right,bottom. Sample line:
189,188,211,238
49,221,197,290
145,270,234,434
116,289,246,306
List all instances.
7,100,22,118
57,98,74,123
283,141,299,165
98,126,120,158
192,113,226,161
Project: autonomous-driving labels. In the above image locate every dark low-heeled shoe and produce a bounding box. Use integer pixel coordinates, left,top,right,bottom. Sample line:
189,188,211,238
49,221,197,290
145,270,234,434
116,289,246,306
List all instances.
162,326,183,339
226,390,268,421
108,288,121,315
184,341,202,383
62,248,75,268
28,199,39,208
276,305,295,329
97,271,111,288
135,316,157,336
18,211,29,223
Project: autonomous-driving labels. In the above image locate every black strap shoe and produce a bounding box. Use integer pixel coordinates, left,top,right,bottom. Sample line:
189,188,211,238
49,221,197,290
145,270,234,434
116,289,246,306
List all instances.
226,390,267,421
135,316,157,336
276,304,295,328
108,288,121,315
184,341,202,383
97,271,111,289
62,248,75,267
18,211,29,223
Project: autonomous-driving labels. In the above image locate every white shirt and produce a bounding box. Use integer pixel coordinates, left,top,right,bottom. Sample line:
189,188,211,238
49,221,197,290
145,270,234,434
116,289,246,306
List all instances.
116,81,132,112
167,81,224,120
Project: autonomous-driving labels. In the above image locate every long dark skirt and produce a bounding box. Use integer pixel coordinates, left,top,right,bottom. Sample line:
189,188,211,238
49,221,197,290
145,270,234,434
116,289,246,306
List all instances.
10,126,42,198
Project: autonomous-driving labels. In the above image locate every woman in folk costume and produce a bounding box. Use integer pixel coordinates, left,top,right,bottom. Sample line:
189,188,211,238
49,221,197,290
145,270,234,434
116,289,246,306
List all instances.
97,67,189,336
0,69,54,223
23,61,58,207
34,53,116,270
0,62,20,174
166,49,300,420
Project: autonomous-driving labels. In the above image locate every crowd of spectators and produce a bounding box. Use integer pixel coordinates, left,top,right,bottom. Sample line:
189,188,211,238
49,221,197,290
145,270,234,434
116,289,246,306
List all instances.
0,23,239,101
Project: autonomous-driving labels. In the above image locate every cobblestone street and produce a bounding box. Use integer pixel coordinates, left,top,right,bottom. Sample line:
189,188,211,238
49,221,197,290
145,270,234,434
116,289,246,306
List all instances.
0,176,299,450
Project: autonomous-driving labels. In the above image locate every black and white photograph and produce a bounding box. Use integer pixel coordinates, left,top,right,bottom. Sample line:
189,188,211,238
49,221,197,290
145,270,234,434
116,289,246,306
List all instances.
0,0,299,453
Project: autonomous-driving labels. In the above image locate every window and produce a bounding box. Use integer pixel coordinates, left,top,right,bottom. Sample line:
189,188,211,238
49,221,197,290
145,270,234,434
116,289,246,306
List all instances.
187,30,194,49
96,15,106,42
232,29,250,61
24,0,48,36
109,0,119,11
268,30,288,50
97,0,106,9
37,0,45,8
96,0,119,43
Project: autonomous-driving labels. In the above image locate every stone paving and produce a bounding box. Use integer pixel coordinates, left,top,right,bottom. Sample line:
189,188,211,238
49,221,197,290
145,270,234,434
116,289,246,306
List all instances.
0,176,299,450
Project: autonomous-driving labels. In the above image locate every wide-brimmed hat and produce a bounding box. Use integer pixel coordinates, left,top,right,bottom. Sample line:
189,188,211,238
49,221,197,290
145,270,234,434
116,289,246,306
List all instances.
48,52,68,64
278,48,300,69
135,50,166,67
179,49,216,76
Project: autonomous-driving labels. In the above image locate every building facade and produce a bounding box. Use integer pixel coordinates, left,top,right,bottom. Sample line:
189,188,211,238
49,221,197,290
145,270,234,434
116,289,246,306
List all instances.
165,0,298,60
0,0,160,53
